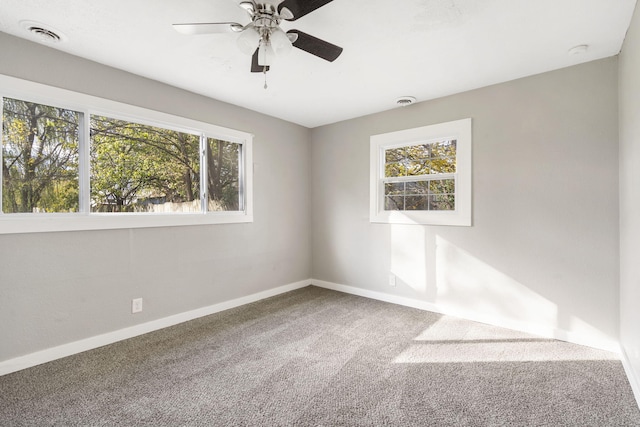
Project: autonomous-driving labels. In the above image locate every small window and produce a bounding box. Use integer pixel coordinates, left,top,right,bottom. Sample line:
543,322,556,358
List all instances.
383,140,457,211
370,118,472,226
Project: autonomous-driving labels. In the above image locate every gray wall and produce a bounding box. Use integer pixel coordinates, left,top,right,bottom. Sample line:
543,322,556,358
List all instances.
311,58,620,349
0,28,626,364
0,33,312,361
620,3,640,392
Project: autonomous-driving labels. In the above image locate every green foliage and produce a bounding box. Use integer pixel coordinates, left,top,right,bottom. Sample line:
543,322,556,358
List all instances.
2,99,242,214
384,179,455,211
39,180,80,212
90,116,201,212
384,140,457,178
89,117,240,212
383,140,457,211
207,138,240,211
2,98,79,213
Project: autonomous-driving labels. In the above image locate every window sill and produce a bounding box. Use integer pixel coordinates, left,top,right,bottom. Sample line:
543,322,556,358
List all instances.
370,210,471,226
0,212,253,235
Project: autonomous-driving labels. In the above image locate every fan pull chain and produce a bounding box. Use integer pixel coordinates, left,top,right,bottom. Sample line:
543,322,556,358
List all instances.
263,66,268,89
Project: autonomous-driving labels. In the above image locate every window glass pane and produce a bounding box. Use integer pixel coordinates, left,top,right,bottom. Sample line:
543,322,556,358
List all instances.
429,157,456,173
431,140,457,158
383,179,455,211
385,140,457,178
429,179,455,195
385,195,404,210
384,182,404,196
207,138,241,211
407,160,430,176
405,181,429,195
385,147,407,164
90,115,200,213
385,161,406,178
2,98,79,213
405,195,429,210
430,194,455,211
415,144,432,159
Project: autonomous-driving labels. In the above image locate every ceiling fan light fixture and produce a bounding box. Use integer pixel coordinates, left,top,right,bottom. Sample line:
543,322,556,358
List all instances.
237,26,261,55
258,41,275,66
239,1,255,15
270,28,293,55
172,0,343,74
279,6,294,20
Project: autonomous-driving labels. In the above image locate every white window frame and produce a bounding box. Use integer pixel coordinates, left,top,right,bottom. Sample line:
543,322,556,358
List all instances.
0,74,253,234
370,118,472,226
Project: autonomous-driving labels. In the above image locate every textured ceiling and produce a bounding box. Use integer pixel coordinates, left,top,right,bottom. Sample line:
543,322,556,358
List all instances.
0,0,636,127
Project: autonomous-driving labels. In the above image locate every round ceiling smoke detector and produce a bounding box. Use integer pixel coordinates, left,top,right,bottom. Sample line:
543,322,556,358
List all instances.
20,20,66,43
568,44,589,55
396,96,416,107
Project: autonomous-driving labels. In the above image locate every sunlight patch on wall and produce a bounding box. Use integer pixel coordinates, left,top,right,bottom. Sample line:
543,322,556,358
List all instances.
567,315,618,349
391,224,427,294
434,235,558,334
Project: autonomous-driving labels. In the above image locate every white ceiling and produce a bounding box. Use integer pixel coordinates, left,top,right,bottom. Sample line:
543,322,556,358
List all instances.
0,0,636,128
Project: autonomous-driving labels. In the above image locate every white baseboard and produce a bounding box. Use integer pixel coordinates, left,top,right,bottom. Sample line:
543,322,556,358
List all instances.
621,347,640,408
0,279,311,376
311,279,620,353
312,279,443,313
0,278,622,377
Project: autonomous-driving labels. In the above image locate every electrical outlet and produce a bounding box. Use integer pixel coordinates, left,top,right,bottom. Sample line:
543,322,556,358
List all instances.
388,273,396,287
132,298,143,314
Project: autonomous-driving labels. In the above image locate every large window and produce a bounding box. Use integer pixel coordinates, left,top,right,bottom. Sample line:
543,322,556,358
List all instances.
370,118,471,226
89,115,203,213
0,75,253,234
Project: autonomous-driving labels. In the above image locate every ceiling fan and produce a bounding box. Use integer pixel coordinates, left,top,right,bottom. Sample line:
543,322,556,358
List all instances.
173,0,343,74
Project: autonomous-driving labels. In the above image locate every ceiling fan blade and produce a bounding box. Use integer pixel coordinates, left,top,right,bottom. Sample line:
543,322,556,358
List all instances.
251,49,270,72
173,22,243,35
278,0,334,21
287,30,343,62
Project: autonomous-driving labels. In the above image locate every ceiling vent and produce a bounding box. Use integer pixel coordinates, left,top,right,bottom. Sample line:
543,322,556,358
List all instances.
20,20,65,43
396,96,416,107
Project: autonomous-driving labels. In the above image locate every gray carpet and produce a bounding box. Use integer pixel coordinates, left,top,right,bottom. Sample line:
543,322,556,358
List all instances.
1,286,639,426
